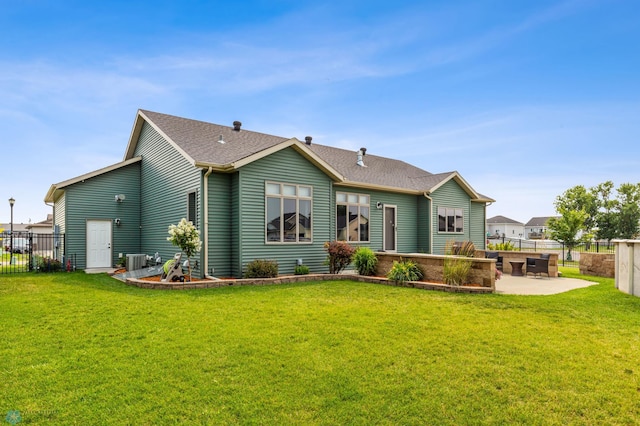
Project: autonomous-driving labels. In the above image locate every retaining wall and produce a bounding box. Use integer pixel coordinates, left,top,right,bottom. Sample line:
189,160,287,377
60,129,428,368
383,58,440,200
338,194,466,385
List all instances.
579,252,615,278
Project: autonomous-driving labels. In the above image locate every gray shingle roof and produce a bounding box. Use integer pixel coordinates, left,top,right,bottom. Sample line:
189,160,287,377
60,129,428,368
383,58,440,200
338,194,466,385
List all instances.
525,216,558,227
140,110,289,165
132,110,492,200
487,215,524,225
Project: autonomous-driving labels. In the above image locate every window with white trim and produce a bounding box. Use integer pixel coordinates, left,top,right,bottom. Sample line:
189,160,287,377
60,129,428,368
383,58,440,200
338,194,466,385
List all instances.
438,207,463,233
336,192,370,242
266,182,312,243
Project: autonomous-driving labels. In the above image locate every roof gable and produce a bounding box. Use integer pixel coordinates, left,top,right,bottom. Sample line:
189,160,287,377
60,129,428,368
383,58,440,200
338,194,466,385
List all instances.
44,157,142,203
487,215,524,225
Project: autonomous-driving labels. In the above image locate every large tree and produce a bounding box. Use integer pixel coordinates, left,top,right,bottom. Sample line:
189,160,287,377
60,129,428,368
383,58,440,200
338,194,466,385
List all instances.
553,181,640,242
616,183,640,239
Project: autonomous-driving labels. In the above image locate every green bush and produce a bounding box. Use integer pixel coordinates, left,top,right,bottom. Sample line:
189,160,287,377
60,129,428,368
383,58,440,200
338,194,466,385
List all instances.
323,241,355,274
244,259,279,278
352,247,378,276
444,240,472,286
387,259,423,283
487,241,516,251
35,256,63,272
294,264,310,275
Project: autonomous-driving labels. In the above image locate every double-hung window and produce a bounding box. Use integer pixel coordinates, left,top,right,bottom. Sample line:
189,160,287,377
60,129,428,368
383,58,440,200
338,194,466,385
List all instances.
438,207,463,233
266,182,312,243
336,192,370,242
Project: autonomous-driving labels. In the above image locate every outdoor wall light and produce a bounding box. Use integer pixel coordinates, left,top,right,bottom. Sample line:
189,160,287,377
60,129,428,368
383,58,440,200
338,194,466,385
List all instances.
376,202,383,209
114,218,121,226
115,194,126,203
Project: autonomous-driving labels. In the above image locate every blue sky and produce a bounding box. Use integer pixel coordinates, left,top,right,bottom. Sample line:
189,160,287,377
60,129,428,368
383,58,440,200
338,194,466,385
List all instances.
1,0,639,226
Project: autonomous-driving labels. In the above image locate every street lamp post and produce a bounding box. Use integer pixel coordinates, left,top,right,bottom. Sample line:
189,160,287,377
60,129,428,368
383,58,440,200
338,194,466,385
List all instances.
9,197,14,262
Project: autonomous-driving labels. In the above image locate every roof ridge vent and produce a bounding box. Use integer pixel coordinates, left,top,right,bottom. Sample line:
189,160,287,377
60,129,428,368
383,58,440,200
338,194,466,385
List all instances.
233,121,242,131
357,148,367,167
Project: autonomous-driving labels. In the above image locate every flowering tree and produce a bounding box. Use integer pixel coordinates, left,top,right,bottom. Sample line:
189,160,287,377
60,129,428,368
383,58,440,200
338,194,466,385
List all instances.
167,218,202,280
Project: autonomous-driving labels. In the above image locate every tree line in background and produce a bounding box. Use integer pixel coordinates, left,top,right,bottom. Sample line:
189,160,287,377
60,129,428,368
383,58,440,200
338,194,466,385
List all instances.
548,181,640,255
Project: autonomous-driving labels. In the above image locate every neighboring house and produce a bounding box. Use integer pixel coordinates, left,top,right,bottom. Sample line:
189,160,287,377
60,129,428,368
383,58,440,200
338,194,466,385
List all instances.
44,110,494,277
486,215,525,239
525,216,558,239
26,214,55,253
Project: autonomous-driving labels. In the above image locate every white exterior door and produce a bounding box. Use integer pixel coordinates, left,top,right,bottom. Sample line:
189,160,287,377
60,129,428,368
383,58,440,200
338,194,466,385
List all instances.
86,220,112,268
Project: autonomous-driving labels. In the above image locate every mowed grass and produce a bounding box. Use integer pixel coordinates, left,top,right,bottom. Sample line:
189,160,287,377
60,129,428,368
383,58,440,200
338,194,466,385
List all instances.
1,270,639,425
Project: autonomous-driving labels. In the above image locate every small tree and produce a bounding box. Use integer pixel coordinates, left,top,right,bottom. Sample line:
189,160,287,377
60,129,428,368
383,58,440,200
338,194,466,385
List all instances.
167,218,202,281
547,208,589,261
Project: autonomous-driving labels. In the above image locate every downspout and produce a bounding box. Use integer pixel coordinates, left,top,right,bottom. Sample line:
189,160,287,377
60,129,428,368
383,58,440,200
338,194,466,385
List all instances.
423,192,433,254
203,167,218,280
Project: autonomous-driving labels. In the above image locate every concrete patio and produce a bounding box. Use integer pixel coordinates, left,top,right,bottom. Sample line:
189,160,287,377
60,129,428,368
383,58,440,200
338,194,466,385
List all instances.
495,272,597,295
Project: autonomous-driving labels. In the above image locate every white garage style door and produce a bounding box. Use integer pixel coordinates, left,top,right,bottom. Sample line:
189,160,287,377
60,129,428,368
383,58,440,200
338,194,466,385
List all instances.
86,220,112,268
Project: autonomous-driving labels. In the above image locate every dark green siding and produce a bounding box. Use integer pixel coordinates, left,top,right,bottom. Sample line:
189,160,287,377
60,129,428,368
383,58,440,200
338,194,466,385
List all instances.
54,192,66,234
207,172,232,277
417,195,431,253
329,187,421,254
230,173,240,277
134,123,204,276
63,162,141,269
235,148,333,276
430,179,474,254
470,201,487,249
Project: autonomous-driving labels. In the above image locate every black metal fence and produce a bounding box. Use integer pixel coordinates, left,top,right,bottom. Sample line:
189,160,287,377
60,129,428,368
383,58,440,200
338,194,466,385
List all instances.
487,237,615,267
0,232,70,274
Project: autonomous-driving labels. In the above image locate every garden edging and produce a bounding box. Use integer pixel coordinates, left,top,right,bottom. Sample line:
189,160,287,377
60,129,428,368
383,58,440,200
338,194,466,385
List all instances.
121,273,493,293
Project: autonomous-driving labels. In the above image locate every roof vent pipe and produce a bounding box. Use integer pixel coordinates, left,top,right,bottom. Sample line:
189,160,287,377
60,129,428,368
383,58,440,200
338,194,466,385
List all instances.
357,148,367,167
233,121,242,131
305,136,312,145
218,134,225,144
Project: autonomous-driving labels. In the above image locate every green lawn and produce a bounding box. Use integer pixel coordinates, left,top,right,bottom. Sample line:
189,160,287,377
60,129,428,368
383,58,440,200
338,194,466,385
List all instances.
1,270,639,425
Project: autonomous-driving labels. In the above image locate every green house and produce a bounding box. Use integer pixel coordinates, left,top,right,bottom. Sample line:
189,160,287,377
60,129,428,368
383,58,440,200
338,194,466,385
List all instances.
44,110,494,277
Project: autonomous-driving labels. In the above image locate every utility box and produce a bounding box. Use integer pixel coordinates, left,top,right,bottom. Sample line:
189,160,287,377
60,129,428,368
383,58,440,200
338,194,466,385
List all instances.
126,254,147,271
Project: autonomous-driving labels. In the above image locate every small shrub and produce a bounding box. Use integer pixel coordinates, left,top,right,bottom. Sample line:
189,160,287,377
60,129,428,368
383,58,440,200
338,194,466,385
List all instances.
244,259,279,278
387,259,423,283
323,241,355,274
452,240,476,257
35,257,63,272
487,241,516,251
444,240,473,286
352,247,378,276
294,264,310,275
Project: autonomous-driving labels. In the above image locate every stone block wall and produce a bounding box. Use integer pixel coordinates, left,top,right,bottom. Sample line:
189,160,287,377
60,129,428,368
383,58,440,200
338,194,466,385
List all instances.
579,252,615,278
375,252,495,289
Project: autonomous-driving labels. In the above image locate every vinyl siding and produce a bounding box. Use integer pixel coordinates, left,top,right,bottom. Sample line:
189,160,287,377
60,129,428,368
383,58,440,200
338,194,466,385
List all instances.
469,201,487,249
53,192,66,261
63,162,141,269
331,188,420,253
134,122,204,276
54,192,66,234
207,172,232,277
235,147,333,276
430,179,473,254
417,194,431,253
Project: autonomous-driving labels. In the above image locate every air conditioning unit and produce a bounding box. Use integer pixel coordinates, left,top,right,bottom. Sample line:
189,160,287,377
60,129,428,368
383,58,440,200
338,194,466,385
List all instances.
126,254,147,271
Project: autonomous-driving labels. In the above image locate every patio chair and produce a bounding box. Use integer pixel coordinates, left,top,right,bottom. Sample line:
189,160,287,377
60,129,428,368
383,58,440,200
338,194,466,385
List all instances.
485,251,503,271
526,256,549,279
